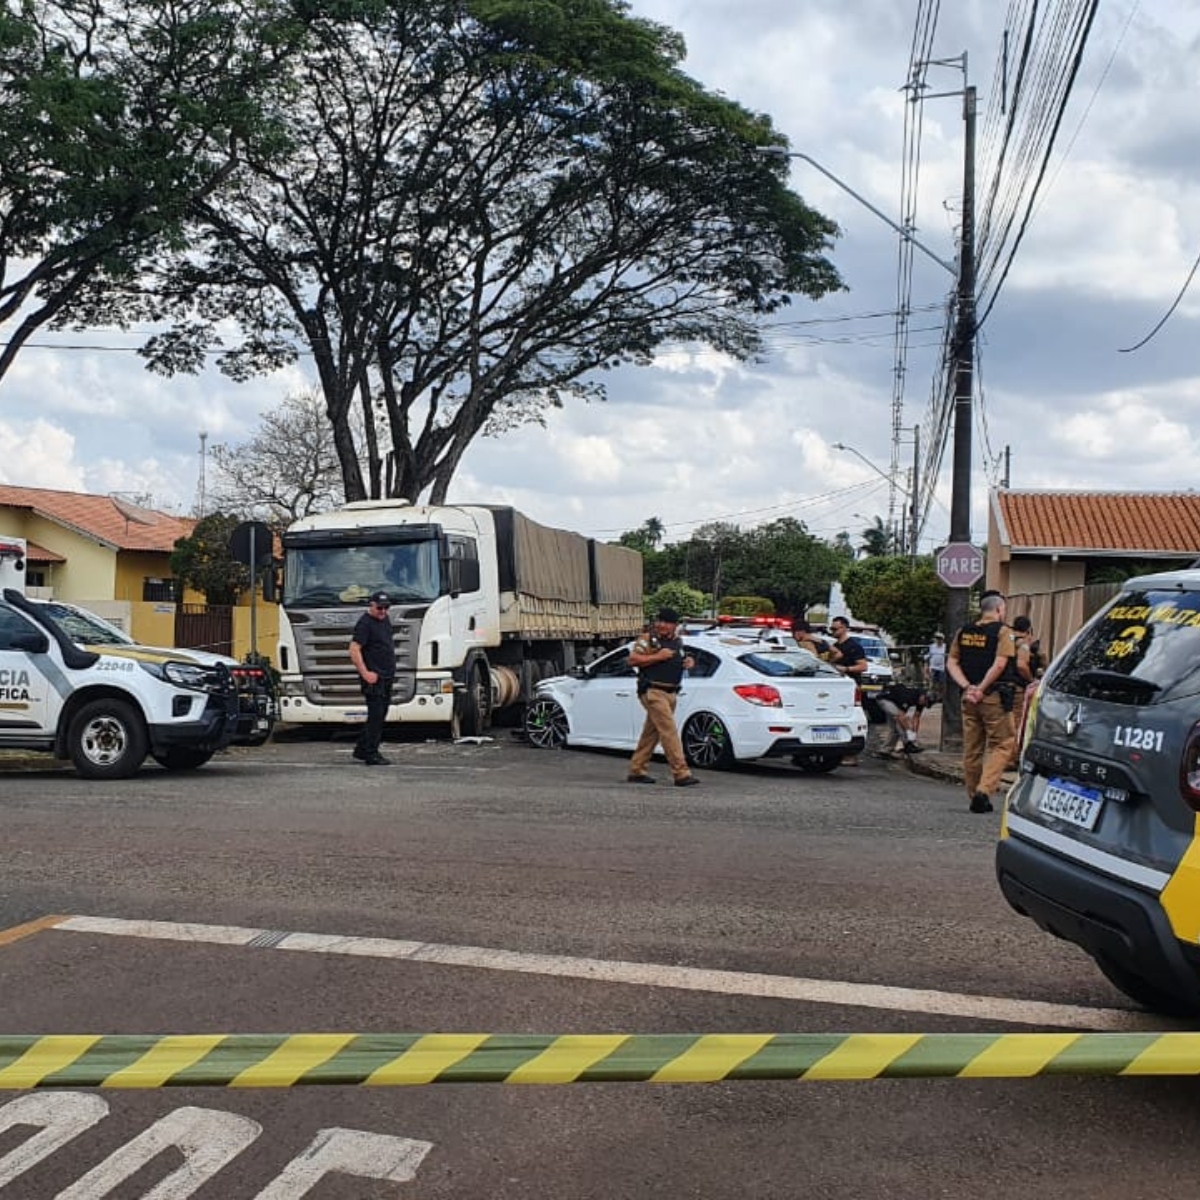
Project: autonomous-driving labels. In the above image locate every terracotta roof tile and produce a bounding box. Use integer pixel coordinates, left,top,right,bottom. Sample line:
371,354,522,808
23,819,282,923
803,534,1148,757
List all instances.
996,490,1200,554
0,484,195,553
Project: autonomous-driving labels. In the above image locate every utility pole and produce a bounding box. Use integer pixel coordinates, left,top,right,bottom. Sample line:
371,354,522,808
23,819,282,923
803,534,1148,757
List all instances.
909,424,921,564
941,80,977,749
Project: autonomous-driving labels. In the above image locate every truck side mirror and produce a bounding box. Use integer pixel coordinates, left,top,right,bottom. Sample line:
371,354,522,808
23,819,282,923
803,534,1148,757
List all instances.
11,632,49,653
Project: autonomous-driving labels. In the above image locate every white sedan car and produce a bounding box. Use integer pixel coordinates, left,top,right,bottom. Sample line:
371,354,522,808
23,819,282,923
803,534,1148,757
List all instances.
524,632,868,772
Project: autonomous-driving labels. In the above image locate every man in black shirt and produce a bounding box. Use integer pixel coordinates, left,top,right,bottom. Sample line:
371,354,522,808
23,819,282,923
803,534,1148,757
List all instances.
349,590,397,765
828,616,868,765
874,683,932,755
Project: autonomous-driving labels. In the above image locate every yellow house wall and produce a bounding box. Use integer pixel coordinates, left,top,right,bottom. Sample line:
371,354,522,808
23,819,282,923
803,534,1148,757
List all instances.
25,516,116,600
114,551,176,604
233,602,280,663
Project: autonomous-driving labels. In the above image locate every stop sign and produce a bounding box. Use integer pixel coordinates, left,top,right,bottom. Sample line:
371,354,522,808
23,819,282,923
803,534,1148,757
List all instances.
936,542,985,587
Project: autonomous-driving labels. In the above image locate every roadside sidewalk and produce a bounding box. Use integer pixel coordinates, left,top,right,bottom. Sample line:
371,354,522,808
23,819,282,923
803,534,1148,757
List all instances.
869,703,1018,793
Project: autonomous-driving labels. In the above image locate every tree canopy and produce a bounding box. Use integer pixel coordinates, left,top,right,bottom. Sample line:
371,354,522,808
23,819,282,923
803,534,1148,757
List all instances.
629,516,851,617
122,0,841,503
0,0,303,382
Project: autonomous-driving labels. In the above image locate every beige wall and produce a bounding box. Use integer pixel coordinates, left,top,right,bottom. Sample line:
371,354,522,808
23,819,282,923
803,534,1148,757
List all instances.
9,514,117,600
233,602,280,663
114,551,176,603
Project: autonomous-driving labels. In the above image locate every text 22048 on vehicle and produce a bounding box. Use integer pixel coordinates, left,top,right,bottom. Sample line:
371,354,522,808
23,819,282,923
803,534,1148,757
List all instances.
525,631,867,773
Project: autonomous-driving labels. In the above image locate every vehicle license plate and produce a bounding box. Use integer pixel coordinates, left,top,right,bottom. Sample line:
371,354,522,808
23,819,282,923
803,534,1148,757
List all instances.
1038,777,1103,831
809,726,843,743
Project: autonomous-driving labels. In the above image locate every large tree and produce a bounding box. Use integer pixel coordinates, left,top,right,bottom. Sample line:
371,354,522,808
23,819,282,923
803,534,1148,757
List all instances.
0,0,302,383
208,388,352,525
134,0,842,502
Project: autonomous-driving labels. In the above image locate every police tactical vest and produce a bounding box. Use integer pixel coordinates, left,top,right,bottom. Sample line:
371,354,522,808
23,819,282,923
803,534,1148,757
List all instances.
957,621,1003,686
639,634,686,688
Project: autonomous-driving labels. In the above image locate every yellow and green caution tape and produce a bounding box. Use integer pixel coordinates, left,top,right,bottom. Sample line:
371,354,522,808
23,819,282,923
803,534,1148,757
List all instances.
3,1032,1200,1088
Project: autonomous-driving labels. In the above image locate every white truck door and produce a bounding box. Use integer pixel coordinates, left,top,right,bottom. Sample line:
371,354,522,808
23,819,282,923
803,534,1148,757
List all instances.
0,606,52,737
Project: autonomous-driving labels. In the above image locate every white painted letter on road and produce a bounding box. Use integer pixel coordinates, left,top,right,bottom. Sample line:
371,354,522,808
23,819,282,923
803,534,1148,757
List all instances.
254,1127,433,1197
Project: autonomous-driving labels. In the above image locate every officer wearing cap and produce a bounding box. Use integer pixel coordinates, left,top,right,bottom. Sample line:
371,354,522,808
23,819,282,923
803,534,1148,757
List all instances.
627,607,700,787
349,590,397,766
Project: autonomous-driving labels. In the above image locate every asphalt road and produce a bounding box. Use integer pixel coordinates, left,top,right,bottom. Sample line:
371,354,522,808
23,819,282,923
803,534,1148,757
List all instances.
2,729,1199,1199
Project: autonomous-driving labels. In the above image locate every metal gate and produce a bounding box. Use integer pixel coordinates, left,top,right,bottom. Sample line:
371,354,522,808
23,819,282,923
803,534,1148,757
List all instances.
174,604,233,657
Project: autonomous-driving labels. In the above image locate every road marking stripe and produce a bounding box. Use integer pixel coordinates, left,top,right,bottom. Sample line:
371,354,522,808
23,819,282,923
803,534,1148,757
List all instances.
52,914,1169,1031
0,914,67,946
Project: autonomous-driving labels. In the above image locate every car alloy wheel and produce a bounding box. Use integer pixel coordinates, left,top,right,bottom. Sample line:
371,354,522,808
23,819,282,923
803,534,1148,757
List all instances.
682,711,735,770
524,697,569,749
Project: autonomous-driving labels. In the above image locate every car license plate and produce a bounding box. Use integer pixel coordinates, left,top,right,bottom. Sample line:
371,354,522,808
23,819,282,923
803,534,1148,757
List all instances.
809,726,844,744
1038,777,1103,831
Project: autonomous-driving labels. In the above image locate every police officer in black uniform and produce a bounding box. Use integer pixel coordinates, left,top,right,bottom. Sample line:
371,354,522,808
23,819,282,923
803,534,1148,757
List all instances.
946,592,1017,812
349,590,397,765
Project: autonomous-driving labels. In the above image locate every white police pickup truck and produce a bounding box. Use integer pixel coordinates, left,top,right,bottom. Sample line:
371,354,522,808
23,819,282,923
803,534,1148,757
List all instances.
0,587,239,778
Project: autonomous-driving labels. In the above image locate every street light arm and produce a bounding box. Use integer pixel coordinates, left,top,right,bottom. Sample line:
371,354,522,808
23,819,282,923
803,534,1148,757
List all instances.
760,149,956,276
833,442,911,499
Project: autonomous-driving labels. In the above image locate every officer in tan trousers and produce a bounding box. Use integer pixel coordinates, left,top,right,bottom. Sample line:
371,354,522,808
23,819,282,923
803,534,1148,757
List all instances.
946,592,1017,813
627,607,700,787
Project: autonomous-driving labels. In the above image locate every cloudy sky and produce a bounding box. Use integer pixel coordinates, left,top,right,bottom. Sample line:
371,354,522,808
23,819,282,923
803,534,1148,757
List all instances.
3,0,1197,554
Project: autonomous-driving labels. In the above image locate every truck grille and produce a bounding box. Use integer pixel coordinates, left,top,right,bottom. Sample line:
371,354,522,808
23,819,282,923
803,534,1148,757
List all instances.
289,611,420,707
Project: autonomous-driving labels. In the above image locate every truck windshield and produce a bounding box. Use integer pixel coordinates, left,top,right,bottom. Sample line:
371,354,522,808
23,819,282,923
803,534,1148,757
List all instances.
283,541,440,607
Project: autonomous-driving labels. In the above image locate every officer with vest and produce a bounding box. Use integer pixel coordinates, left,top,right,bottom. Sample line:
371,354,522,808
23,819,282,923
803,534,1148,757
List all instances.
627,607,700,787
946,592,1017,813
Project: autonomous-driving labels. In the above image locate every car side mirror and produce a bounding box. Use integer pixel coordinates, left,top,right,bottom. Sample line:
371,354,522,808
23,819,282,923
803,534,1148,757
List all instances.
568,665,588,679
11,632,49,653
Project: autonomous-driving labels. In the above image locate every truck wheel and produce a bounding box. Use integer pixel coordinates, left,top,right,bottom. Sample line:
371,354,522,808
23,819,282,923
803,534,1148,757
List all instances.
67,699,148,780
682,712,735,770
524,698,569,748
457,661,492,738
152,748,215,771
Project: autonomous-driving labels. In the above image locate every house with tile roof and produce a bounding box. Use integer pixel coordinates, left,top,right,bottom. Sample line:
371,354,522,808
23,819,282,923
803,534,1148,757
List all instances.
0,484,277,657
988,489,1200,655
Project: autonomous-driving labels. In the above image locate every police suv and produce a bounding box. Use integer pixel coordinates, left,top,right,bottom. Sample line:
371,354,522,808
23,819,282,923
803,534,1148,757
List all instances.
0,587,239,778
998,568,1200,1014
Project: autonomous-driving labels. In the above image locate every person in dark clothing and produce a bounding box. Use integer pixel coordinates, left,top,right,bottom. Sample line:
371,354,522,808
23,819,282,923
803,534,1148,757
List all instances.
349,590,397,765
827,616,868,766
874,683,932,755
947,592,1017,812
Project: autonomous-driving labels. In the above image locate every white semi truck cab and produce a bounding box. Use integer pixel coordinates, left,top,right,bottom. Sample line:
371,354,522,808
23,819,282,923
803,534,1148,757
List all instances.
276,502,644,736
